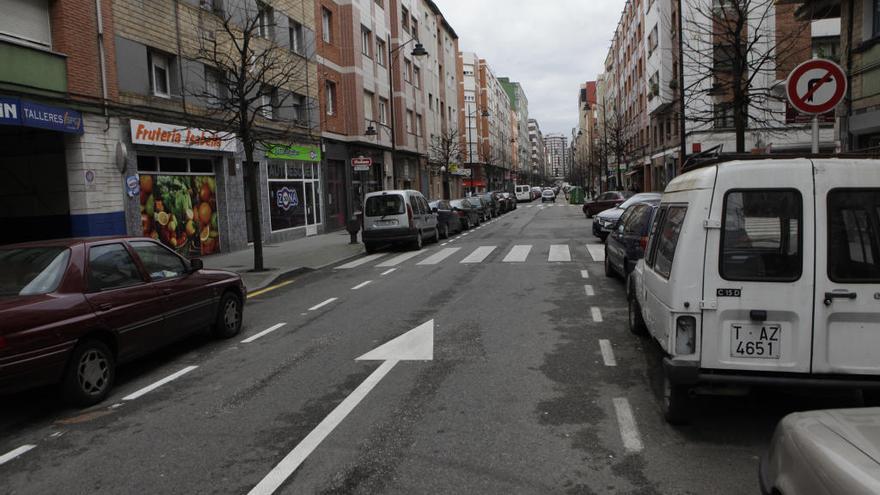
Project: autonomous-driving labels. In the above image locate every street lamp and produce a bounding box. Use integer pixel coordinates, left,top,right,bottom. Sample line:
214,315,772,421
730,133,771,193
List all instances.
384,36,428,189
465,105,489,195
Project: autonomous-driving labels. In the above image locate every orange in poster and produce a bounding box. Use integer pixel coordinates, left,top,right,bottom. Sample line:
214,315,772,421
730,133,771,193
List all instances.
199,183,212,203
198,202,212,225
140,175,153,195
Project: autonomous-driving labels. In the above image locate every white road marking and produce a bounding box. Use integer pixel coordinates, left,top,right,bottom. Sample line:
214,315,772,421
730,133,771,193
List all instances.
417,248,461,265
380,268,397,276
461,246,497,264
581,269,590,279
503,245,532,262
351,280,372,290
109,403,123,409
0,445,36,466
613,398,643,452
376,250,426,267
308,298,338,311
599,339,617,366
122,366,199,401
461,232,470,236
584,285,595,296
548,244,572,262
241,323,287,344
441,242,448,246
591,307,603,322
335,253,387,269
586,244,606,262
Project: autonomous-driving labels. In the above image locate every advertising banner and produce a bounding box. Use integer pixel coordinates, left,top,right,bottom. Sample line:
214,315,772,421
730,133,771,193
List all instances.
0,96,84,134
266,143,322,162
139,175,221,255
130,119,236,152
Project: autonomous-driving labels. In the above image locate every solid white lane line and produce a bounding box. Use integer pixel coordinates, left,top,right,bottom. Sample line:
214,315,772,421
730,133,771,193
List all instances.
599,339,617,366
122,366,199,401
584,285,595,296
247,360,397,495
0,445,36,466
591,307,603,322
586,244,606,262
308,297,338,311
380,268,397,276
613,398,644,452
581,269,590,279
417,248,461,265
375,250,426,267
335,253,387,269
351,280,372,290
460,246,497,264
503,245,532,262
241,323,287,344
548,244,572,262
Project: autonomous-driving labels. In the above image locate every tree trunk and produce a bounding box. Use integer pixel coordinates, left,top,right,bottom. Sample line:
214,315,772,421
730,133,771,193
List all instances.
244,142,265,272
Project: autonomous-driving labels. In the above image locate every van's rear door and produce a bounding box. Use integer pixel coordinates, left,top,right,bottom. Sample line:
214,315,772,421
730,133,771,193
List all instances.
701,160,814,373
812,159,880,375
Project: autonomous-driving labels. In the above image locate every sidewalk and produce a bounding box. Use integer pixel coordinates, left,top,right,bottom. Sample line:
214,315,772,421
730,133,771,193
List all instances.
203,230,364,292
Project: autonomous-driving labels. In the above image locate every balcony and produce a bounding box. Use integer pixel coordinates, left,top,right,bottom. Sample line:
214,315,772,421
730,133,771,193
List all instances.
0,40,68,95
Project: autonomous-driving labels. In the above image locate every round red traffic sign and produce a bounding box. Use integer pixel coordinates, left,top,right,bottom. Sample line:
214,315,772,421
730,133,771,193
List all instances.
786,59,847,115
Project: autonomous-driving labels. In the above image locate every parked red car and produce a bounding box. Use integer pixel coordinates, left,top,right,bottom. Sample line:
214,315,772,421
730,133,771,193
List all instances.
582,190,634,218
0,237,245,405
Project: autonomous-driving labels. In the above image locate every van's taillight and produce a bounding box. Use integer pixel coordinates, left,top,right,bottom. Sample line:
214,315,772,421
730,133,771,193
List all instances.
407,204,414,226
640,236,649,251
675,316,696,355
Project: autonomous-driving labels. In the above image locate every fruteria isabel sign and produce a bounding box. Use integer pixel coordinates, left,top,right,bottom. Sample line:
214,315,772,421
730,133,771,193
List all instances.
130,119,236,152
266,143,322,162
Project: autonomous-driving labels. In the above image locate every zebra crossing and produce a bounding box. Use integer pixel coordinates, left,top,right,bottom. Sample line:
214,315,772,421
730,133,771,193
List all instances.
335,243,606,270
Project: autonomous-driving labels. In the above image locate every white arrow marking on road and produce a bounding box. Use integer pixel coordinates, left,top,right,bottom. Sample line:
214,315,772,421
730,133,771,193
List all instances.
247,320,435,495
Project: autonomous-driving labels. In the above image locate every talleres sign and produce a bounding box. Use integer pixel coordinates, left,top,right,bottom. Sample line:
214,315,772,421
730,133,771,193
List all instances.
130,119,236,152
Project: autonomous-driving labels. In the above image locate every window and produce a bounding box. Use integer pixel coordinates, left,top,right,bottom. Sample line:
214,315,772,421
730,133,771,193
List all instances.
0,247,69,297
401,6,410,32
366,195,404,216
413,66,421,88
378,97,388,124
648,25,658,56
204,67,224,102
406,110,414,133
325,80,336,115
260,86,276,119
321,7,332,43
363,91,374,122
411,17,418,39
87,244,144,292
130,241,186,280
200,0,223,14
714,103,735,129
361,26,372,57
415,113,422,136
428,93,433,111
374,0,383,9
150,51,171,98
257,1,273,38
828,189,880,283
721,190,802,282
376,38,386,66
652,206,687,279
289,18,304,54
404,59,412,82
0,0,51,48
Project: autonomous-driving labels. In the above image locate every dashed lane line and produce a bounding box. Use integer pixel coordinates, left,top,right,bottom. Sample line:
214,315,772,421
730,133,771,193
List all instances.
351,280,372,290
0,445,36,466
380,268,397,276
335,253,386,269
613,398,644,452
241,323,287,344
308,297,338,311
121,366,199,401
599,339,617,366
584,285,595,296
581,269,590,279
591,307,603,322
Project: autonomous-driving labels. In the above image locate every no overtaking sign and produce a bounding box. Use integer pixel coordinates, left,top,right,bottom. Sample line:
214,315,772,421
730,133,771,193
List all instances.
786,59,846,115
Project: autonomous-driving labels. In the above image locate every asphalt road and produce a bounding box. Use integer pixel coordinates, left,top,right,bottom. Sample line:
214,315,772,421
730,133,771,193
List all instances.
0,198,863,494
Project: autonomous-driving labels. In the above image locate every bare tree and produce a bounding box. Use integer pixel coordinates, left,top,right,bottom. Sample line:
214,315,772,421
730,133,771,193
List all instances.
428,128,464,199
681,0,811,152
184,2,315,271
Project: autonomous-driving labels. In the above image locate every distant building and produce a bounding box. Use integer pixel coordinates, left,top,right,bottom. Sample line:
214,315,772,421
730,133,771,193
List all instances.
528,119,547,182
544,133,568,180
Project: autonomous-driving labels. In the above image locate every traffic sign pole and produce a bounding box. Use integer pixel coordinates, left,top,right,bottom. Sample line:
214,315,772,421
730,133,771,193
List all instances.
812,115,819,154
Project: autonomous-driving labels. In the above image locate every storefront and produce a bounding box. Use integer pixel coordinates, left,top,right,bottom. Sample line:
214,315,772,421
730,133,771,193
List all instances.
129,119,235,256
265,143,323,238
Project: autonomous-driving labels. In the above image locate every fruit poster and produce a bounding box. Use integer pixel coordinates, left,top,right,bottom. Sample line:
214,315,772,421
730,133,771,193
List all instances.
139,175,221,255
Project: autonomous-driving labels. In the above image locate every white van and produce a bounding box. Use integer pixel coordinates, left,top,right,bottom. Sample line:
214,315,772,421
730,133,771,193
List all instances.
515,184,532,202
362,190,439,253
629,158,880,423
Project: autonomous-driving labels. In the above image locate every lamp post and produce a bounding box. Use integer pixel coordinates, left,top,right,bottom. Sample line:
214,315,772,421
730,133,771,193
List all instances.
465,105,489,195
382,35,428,190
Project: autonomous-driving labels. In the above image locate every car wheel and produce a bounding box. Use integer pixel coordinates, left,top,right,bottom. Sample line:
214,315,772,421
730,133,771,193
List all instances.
431,227,440,243
440,223,449,239
663,372,692,425
412,231,423,250
63,339,115,407
604,247,615,278
628,291,647,336
214,291,243,339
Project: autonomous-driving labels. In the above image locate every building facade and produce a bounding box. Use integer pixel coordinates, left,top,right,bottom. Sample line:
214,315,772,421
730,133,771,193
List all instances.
544,133,568,179
499,78,531,185
527,118,547,183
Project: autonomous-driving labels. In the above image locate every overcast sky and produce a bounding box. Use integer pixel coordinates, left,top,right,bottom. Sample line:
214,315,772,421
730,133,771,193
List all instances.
436,0,628,137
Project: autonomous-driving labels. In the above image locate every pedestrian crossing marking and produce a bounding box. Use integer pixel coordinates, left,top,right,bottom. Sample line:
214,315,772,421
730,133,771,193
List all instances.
586,244,605,262
548,244,571,262
336,253,386,269
417,248,461,265
503,245,532,262
460,246,496,264
376,250,428,267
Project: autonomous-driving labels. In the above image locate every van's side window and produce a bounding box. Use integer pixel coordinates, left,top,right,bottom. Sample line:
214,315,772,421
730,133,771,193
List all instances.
653,206,687,279
721,190,802,282
828,189,880,283
646,206,667,268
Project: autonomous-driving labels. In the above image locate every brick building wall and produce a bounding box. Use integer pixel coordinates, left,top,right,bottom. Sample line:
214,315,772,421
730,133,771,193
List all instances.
50,0,119,101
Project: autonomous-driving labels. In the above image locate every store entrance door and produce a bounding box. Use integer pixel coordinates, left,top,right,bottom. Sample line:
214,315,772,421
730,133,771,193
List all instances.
324,160,346,231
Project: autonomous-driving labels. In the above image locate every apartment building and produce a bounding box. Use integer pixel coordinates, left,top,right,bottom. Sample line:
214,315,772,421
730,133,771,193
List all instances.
544,133,568,179
527,118,547,183
573,81,598,191
480,57,513,191
499,78,531,185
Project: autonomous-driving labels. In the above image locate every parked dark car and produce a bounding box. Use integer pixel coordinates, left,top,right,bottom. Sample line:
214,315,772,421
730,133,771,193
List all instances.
429,200,464,238
604,198,660,277
530,186,543,201
0,237,245,406
468,197,491,222
450,199,480,230
593,192,662,240
583,190,635,218
492,192,510,213
501,192,517,210
479,192,500,218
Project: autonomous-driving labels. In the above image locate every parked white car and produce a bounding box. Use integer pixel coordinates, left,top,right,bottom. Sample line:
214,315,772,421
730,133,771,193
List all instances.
515,184,532,202
628,158,880,423
362,190,439,253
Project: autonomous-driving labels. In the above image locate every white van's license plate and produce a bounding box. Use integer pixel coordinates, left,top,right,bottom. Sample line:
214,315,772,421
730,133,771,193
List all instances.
730,324,781,359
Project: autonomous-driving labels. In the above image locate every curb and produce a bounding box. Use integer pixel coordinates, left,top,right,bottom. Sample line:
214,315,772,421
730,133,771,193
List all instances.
244,248,366,294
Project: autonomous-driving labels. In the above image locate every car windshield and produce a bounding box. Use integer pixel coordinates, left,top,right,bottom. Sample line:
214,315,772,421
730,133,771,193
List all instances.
365,195,405,216
617,194,661,210
0,247,70,297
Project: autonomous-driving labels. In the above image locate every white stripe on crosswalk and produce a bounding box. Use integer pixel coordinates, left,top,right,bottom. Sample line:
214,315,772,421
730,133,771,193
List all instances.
417,248,461,265
375,250,428,267
548,244,571,262
586,244,605,262
336,253,386,269
460,246,496,264
503,245,532,262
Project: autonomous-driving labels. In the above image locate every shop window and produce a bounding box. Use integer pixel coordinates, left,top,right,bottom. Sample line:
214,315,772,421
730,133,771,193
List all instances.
190,159,214,174
160,157,188,173
137,155,158,171
267,159,321,232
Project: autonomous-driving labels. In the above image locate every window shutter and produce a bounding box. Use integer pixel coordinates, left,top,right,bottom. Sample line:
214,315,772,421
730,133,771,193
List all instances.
0,0,51,47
